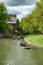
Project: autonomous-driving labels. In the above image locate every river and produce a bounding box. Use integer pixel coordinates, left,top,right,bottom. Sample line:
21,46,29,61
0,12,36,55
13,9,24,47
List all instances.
0,0,36,19
0,39,43,65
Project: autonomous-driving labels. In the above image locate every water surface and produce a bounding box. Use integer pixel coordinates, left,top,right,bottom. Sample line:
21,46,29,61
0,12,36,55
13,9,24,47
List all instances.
0,39,43,65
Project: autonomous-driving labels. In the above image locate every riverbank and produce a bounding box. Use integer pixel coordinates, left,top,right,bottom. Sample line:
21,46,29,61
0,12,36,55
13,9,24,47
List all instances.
0,33,14,38
24,34,43,48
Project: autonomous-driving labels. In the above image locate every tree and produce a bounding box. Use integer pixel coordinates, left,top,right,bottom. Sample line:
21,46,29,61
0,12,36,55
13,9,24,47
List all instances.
0,2,9,33
16,19,19,31
19,0,43,34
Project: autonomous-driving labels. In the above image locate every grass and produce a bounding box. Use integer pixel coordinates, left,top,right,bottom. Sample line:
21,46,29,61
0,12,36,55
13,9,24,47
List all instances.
24,34,43,46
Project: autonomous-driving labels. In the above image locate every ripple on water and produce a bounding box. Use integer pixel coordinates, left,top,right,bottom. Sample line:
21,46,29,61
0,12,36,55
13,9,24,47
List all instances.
0,39,43,65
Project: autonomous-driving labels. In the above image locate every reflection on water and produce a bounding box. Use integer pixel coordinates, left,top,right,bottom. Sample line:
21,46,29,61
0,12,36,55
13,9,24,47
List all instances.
0,39,43,65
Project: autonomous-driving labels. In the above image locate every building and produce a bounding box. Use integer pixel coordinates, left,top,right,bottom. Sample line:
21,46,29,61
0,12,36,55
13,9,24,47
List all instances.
7,14,17,33
7,14,16,25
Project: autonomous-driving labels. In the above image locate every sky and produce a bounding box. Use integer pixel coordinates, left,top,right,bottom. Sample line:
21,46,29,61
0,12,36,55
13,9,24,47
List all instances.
6,4,36,20
0,0,36,20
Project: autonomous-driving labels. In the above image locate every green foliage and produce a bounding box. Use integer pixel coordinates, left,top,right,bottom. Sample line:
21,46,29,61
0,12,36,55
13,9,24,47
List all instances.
16,19,19,30
8,25,14,34
19,0,43,34
0,2,9,33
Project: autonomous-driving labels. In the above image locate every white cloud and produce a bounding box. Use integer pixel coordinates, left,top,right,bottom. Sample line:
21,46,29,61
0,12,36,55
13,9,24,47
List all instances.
37,0,40,2
6,3,36,20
